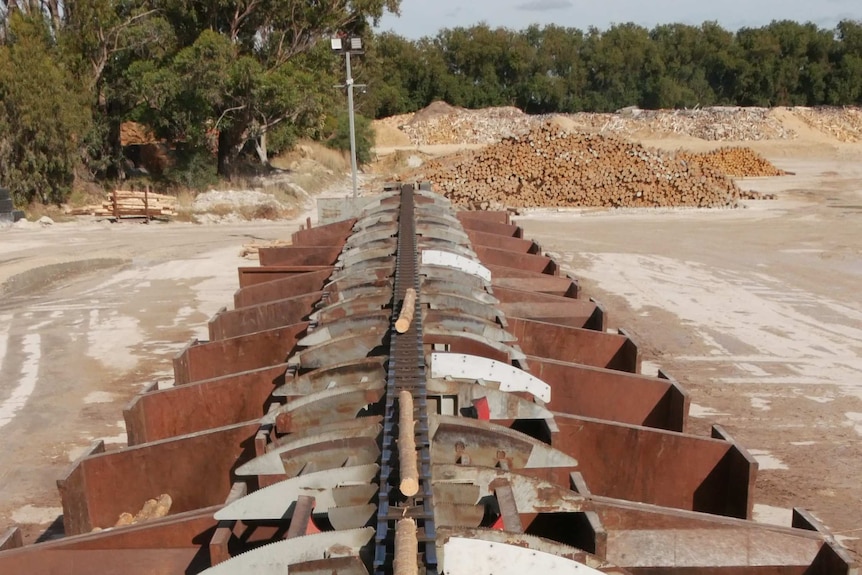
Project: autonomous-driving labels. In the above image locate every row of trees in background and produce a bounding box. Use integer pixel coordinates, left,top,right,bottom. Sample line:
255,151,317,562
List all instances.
357,20,862,117
1,5,862,205
0,0,398,204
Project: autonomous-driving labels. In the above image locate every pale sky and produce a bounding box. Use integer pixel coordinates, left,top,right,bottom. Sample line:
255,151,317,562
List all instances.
376,0,862,39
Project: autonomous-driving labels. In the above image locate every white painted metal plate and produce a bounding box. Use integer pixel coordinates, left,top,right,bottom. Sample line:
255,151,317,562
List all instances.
200,528,374,574
214,464,379,520
443,537,605,575
421,250,492,282
430,352,551,403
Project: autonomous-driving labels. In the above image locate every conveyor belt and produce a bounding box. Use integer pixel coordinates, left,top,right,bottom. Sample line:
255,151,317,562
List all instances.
375,184,437,574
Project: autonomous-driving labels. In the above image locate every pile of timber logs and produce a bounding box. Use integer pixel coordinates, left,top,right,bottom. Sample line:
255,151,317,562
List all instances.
66,189,177,218
411,123,757,209
240,239,292,259
678,147,787,177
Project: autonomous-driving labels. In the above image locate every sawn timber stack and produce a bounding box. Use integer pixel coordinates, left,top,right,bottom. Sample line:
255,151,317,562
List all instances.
0,184,855,574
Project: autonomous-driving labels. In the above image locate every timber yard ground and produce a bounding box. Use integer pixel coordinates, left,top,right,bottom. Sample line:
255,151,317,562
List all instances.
0,138,861,560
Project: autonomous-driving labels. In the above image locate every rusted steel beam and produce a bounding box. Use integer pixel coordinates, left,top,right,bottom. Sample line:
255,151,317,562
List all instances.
527,356,689,432
209,482,247,566
237,265,332,288
552,414,755,518
456,210,511,225
423,332,512,363
233,268,332,308
0,528,22,552
493,278,579,300
290,218,356,246
492,480,524,533
456,216,522,238
465,229,539,253
474,245,558,275
582,495,839,574
172,322,307,385
258,244,343,267
286,495,315,539
0,508,221,575
208,291,322,340
508,317,640,372
124,363,288,445
500,301,604,331
57,422,259,535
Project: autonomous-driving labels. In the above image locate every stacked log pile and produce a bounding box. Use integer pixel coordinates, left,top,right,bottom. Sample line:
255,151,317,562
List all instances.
677,147,787,177
410,123,753,209
66,189,177,218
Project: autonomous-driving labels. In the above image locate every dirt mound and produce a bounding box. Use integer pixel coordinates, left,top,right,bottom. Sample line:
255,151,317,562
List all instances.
410,123,752,209
679,147,787,177
372,121,412,147
408,101,461,125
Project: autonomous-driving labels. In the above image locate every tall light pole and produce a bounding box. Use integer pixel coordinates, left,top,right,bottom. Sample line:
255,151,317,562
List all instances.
331,37,366,199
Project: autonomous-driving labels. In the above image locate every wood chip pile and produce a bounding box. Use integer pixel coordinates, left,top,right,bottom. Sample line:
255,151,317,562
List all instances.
677,147,787,177
66,190,177,218
409,123,758,209
567,107,795,141
400,103,531,145
379,103,862,147
792,107,862,142
381,103,816,146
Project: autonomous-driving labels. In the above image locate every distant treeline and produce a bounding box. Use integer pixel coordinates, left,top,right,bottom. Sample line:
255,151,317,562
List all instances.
356,20,862,118
1,2,860,205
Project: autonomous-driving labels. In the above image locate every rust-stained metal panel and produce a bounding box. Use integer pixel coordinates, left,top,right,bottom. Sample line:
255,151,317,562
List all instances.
1,184,854,575
172,322,307,384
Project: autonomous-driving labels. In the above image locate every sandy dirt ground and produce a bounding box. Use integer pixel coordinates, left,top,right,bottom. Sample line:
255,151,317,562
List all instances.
516,150,862,559
0,144,860,562
0,219,306,541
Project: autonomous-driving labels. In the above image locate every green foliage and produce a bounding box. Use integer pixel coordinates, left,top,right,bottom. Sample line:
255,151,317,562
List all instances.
364,19,862,118
0,14,90,205
3,1,862,200
162,145,219,189
326,114,375,165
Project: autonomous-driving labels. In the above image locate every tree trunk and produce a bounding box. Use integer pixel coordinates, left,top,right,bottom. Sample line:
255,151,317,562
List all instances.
254,131,269,166
217,129,240,178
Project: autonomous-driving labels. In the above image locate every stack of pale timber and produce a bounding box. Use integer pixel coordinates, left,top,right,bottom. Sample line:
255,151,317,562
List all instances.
792,106,862,142
67,189,177,218
240,239,292,259
678,147,787,177
411,123,757,209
